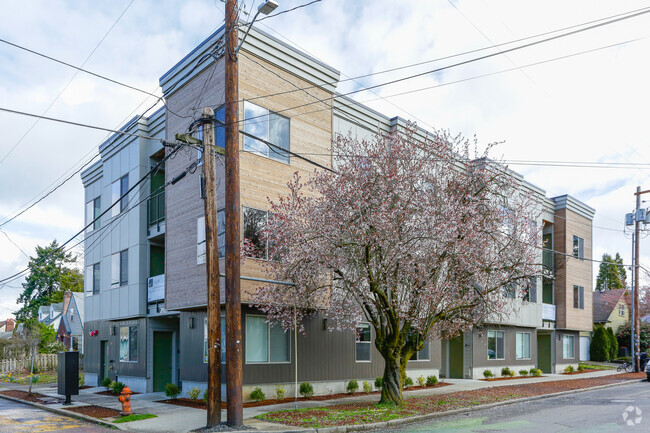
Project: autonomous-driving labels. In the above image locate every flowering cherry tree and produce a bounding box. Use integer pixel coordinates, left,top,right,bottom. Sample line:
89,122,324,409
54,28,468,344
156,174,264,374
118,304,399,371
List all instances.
253,126,540,406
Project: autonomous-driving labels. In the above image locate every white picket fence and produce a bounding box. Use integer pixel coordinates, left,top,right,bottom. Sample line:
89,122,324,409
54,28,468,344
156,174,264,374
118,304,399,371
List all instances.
0,354,57,374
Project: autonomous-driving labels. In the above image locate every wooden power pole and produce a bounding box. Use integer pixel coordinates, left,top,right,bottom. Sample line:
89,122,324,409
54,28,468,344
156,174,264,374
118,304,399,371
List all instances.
224,0,243,426
201,107,222,426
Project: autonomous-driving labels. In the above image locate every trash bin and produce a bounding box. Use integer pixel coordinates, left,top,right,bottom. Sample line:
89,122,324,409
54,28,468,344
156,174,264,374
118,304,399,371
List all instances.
57,351,79,405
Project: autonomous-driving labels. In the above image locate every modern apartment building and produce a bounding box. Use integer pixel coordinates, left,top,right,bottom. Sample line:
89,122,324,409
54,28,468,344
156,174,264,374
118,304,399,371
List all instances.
82,23,593,395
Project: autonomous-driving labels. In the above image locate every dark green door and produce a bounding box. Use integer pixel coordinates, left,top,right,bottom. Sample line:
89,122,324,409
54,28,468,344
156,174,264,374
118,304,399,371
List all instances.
153,332,173,392
448,336,464,378
101,341,109,381
537,334,552,373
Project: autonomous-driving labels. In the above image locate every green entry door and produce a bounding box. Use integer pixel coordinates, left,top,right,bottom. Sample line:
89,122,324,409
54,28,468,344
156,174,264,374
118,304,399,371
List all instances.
153,332,173,392
448,336,464,379
100,341,109,381
537,334,552,374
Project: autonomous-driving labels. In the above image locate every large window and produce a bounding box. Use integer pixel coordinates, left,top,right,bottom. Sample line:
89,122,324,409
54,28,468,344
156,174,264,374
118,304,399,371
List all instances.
523,277,537,303
243,207,269,260
111,250,128,288
85,263,101,295
573,285,584,309
243,101,290,163
413,340,430,361
204,316,226,364
86,197,101,231
119,325,138,362
516,332,531,360
355,323,372,362
487,330,505,360
563,334,575,359
196,106,225,166
572,235,584,259
245,315,290,363
197,211,226,264
111,175,129,217
619,304,625,317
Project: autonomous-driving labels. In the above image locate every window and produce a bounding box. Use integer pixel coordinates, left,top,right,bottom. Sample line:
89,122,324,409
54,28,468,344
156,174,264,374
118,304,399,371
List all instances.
487,330,505,360
516,332,531,359
572,235,584,259
111,175,129,217
523,277,537,303
573,285,584,309
619,304,626,317
111,250,128,288
197,106,225,166
356,323,372,362
86,197,101,231
413,340,430,361
119,325,138,362
197,211,225,264
204,316,226,364
244,101,290,163
503,283,516,299
85,263,101,295
70,306,75,322
563,334,575,359
243,207,269,260
245,315,290,363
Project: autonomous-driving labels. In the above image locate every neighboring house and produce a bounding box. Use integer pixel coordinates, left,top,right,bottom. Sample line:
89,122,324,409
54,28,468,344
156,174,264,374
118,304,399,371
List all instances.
38,302,63,332
82,24,594,394
0,318,14,333
593,289,630,334
56,291,85,353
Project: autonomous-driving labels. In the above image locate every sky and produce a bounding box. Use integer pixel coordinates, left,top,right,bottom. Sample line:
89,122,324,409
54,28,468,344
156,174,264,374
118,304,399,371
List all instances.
1,0,649,320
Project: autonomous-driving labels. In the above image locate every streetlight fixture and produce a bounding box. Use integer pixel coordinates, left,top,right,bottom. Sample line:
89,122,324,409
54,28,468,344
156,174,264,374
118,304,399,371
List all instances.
236,0,279,54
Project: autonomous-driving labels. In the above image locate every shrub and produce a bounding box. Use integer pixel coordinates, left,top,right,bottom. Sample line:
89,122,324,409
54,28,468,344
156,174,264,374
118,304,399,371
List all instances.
426,375,438,386
250,387,266,402
519,369,529,377
101,377,112,390
564,365,575,374
591,326,610,362
299,382,314,398
275,385,286,400
79,372,85,386
363,380,372,393
501,367,513,377
483,370,493,379
375,377,383,389
404,377,414,388
31,375,39,383
111,381,126,396
347,379,359,394
30,365,39,374
188,387,201,400
203,390,208,403
578,363,586,372
607,327,618,361
165,383,180,399
530,368,542,377
417,375,426,387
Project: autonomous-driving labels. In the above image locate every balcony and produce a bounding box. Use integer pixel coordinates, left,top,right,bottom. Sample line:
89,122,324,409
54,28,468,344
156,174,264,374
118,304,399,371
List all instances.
147,191,165,237
542,303,556,321
147,274,165,303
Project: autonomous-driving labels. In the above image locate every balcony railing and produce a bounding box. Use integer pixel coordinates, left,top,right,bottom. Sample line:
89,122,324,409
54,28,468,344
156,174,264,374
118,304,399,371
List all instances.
542,303,556,321
147,191,165,230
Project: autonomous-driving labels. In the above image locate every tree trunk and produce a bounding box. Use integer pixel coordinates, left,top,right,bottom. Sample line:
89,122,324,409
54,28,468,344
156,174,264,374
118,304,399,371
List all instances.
379,354,404,405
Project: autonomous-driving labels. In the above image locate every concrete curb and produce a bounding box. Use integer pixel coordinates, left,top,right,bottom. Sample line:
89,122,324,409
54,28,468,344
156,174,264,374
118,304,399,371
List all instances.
255,379,645,433
0,392,126,431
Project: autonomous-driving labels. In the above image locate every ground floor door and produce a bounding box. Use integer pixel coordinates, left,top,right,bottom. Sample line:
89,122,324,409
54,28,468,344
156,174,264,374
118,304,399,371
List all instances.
448,336,464,378
537,334,552,373
153,331,173,392
100,340,109,382
580,336,590,361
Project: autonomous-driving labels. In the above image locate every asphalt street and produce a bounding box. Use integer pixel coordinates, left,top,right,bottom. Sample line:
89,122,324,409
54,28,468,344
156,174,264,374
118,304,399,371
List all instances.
0,397,115,432
373,380,650,433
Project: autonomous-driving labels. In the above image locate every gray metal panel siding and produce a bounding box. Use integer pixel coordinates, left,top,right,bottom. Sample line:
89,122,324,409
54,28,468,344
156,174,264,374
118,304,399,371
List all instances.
179,307,440,385
471,326,538,368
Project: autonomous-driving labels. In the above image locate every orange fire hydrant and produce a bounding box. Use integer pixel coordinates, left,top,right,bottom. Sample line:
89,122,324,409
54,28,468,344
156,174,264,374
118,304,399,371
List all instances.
118,386,133,416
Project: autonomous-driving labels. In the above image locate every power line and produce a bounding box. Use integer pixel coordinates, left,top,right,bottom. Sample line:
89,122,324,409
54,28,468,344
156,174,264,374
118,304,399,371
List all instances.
254,0,322,22
0,0,136,166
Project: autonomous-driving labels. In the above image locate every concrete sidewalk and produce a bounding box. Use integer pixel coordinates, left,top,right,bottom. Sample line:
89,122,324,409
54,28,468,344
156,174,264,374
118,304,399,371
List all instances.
0,368,625,433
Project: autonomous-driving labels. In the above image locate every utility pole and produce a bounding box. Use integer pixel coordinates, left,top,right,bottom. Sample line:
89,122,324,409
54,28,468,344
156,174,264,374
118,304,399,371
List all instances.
634,186,645,372
224,0,243,426
202,107,222,426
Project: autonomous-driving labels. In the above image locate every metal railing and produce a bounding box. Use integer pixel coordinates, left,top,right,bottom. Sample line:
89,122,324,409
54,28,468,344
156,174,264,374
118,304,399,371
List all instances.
147,191,165,229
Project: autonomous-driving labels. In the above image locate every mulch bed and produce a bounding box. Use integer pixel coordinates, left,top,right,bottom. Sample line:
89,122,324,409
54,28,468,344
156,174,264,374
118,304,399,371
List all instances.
156,383,452,410
94,390,140,396
480,376,545,381
64,405,122,419
0,390,49,403
258,372,647,428
79,385,93,390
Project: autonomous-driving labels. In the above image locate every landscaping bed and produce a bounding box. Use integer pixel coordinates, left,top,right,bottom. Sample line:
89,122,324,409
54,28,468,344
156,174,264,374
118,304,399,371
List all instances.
0,389,49,403
94,389,140,396
157,383,452,410
480,376,545,381
257,372,646,428
562,369,599,375
64,405,122,419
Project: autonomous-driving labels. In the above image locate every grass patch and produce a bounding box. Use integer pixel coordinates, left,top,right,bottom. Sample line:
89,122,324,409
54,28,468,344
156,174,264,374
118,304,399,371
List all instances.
579,364,616,370
113,414,157,423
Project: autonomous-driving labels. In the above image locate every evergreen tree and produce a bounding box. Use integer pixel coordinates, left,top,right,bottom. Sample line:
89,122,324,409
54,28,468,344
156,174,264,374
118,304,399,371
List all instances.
606,327,618,360
14,240,83,322
590,326,610,362
595,253,626,291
